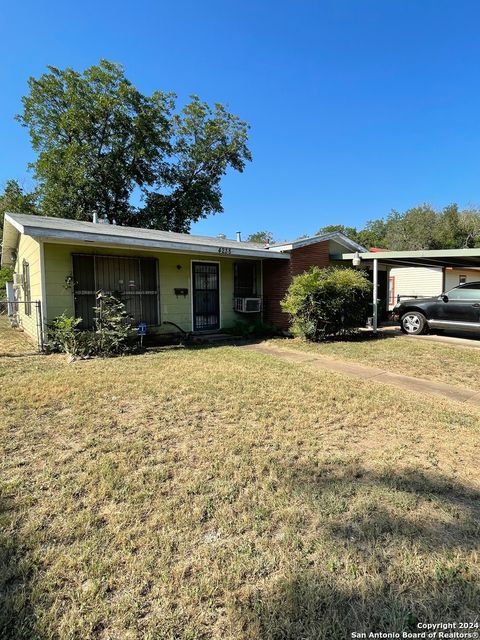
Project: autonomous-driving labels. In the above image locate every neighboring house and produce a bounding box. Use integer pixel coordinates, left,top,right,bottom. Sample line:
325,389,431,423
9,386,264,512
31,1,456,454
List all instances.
388,266,480,309
1,213,364,344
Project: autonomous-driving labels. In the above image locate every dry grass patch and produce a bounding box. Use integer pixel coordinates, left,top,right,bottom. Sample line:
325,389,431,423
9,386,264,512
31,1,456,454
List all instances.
0,345,479,639
267,335,480,391
0,316,38,355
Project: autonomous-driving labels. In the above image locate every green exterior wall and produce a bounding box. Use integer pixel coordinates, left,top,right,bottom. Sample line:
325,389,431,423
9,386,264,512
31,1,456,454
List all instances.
44,242,262,332
14,234,42,340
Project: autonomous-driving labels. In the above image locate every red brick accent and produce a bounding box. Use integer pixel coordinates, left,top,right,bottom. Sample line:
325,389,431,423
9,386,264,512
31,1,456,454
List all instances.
262,259,292,329
263,241,330,329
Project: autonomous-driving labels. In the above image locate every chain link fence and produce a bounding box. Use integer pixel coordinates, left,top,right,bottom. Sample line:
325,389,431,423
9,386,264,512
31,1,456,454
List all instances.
0,299,44,353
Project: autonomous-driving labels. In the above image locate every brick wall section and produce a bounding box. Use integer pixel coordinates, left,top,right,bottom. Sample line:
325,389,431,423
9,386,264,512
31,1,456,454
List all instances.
262,259,292,329
263,241,330,329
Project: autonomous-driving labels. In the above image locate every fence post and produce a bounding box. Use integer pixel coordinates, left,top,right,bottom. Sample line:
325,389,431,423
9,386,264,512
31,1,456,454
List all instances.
36,300,45,352
372,258,378,334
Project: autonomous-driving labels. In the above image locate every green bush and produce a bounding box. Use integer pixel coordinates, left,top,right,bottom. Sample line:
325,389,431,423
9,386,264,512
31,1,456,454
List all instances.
281,266,372,341
46,314,83,355
46,292,133,357
0,267,13,300
93,292,132,356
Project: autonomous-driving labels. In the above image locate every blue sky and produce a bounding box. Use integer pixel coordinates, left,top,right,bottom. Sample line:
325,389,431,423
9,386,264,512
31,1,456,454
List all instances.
1,1,480,241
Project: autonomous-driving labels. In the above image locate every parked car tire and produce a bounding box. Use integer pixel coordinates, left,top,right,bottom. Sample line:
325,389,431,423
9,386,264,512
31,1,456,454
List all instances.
400,311,428,335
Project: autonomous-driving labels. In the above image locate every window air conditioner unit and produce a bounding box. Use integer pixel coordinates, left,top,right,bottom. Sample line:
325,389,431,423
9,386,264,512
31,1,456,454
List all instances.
234,297,262,313
13,273,24,287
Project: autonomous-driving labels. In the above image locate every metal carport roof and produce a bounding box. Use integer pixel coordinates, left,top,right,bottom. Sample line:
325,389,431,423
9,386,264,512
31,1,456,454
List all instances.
338,248,480,269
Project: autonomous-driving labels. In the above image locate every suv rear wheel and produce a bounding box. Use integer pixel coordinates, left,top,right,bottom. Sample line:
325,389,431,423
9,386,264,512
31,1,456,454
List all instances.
400,311,428,335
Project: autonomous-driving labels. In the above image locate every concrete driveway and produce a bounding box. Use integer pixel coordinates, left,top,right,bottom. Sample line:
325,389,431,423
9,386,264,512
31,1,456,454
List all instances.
378,324,480,349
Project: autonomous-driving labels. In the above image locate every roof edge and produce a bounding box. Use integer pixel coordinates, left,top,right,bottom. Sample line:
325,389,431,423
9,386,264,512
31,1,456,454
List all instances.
270,232,367,253
4,212,25,234
1,214,24,267
18,227,290,260
3,212,288,258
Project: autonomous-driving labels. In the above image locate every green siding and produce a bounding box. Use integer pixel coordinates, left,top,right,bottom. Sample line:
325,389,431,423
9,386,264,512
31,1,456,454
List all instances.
44,242,261,332
14,234,41,339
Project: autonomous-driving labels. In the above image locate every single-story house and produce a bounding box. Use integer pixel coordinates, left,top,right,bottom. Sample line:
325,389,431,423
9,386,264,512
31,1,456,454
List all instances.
1,213,365,345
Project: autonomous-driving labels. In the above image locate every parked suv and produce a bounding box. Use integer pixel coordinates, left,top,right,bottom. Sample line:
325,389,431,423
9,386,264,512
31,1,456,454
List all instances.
393,282,480,335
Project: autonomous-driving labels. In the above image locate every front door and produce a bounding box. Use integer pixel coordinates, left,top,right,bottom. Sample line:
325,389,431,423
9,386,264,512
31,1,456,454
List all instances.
192,262,220,331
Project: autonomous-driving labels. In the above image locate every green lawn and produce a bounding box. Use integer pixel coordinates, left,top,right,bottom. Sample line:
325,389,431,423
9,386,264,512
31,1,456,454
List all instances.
0,324,479,639
267,334,480,391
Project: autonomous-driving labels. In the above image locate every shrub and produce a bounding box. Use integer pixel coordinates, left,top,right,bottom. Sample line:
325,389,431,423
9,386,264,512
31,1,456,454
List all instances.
46,314,83,355
0,266,13,300
93,292,132,356
46,292,133,357
281,266,372,341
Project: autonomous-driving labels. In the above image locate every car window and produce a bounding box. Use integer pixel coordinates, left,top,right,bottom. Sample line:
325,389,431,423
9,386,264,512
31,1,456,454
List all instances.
446,287,480,300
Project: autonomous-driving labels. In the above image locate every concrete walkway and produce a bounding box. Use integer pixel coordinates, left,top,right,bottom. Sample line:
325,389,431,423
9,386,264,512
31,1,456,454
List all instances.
243,342,480,407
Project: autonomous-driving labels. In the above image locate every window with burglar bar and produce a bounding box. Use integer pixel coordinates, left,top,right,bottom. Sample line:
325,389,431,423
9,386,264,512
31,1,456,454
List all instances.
72,254,159,329
234,262,257,297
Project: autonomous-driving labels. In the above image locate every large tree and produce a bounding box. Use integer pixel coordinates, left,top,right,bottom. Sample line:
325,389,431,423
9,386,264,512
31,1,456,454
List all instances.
0,179,38,236
317,224,361,243
17,60,251,232
383,205,438,250
316,222,386,248
455,208,480,248
382,204,480,250
0,180,38,294
317,205,480,251
246,230,275,244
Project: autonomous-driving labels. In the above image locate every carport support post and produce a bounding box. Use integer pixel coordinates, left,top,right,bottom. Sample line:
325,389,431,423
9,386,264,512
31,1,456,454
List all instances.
372,258,378,334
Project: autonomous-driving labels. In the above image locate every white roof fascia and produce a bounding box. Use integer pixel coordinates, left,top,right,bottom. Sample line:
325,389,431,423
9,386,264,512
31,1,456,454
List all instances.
4,213,25,234
1,215,23,267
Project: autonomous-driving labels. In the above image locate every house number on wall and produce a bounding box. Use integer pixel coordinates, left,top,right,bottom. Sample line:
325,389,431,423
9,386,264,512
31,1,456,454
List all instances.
218,247,232,254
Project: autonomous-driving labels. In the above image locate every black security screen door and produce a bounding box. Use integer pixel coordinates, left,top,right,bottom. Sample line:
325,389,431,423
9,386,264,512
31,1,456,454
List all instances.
192,262,220,331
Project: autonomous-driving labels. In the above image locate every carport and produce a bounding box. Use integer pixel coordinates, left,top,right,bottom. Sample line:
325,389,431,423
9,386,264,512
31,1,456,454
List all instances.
337,247,480,333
